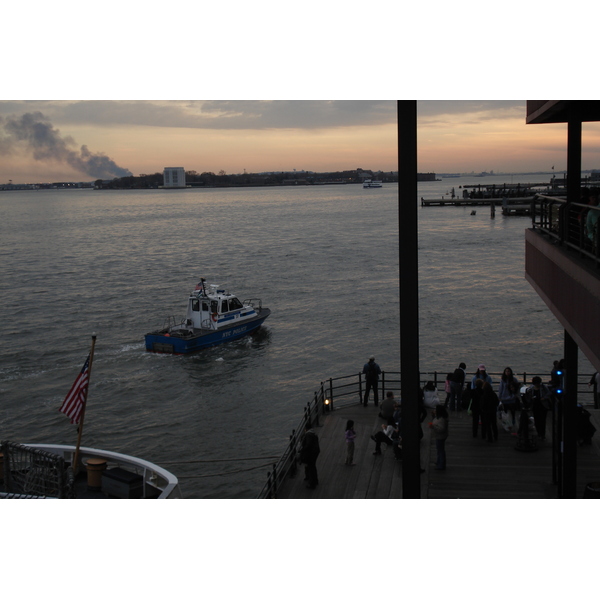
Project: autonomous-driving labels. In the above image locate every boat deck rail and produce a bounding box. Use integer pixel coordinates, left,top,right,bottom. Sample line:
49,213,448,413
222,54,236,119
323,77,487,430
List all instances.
531,194,600,269
1,443,182,499
257,369,598,498
242,298,263,310
1,441,74,498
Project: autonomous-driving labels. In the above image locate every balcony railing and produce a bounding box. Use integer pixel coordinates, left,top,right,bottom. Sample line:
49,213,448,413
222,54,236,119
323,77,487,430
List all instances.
532,194,600,268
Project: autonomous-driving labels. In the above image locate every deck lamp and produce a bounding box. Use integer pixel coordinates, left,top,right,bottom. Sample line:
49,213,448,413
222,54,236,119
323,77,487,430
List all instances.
324,397,331,412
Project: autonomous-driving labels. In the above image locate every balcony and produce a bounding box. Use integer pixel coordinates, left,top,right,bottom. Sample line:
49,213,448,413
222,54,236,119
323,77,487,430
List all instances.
526,195,600,370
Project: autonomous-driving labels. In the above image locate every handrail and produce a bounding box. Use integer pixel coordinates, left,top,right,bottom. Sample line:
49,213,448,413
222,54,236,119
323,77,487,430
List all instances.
532,194,600,268
256,369,597,498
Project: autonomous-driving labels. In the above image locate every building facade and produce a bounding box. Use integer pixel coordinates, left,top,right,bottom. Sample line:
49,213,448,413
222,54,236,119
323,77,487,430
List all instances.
163,167,186,188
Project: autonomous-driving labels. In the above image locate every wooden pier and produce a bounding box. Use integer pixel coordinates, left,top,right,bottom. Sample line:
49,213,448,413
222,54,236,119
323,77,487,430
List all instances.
420,196,538,216
273,403,600,499
421,196,534,207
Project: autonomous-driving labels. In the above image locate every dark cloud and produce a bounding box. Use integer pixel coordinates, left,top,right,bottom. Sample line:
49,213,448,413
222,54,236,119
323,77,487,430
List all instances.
1,100,398,131
0,111,132,178
0,100,528,140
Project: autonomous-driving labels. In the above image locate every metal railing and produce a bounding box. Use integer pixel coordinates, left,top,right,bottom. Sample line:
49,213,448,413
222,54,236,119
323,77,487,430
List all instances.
256,369,597,498
532,194,600,268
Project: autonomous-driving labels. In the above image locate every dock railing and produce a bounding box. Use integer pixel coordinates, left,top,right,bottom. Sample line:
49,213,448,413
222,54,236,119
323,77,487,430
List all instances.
256,369,597,498
532,194,600,269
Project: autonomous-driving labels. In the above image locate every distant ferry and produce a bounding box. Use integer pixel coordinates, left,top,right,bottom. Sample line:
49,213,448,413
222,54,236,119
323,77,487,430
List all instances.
363,180,383,188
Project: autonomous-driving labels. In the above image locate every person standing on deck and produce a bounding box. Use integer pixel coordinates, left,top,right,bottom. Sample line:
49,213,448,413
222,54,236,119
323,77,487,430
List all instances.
345,420,357,466
498,367,520,428
525,377,552,441
471,364,492,389
362,356,382,407
469,379,485,438
448,362,466,411
481,381,499,442
300,422,321,489
429,405,449,469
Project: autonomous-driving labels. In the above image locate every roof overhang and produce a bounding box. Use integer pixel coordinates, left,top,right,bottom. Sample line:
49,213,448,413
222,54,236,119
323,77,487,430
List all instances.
527,100,600,124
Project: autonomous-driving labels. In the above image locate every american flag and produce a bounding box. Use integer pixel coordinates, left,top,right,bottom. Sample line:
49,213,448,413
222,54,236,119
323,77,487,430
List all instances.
59,355,90,424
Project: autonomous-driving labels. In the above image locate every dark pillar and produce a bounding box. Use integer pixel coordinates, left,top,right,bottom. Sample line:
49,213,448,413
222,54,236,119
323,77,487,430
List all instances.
398,100,420,498
560,330,578,498
566,104,582,205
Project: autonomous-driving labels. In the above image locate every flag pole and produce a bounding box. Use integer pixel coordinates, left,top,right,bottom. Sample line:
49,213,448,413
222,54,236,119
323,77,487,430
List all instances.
73,333,97,475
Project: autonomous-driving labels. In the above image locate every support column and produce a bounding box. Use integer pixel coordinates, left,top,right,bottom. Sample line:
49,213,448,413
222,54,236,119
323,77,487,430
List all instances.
398,100,420,498
560,330,578,498
566,104,582,205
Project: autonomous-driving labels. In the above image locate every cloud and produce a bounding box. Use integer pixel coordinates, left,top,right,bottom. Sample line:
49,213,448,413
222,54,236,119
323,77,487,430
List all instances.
0,111,132,179
0,100,528,136
0,100,398,131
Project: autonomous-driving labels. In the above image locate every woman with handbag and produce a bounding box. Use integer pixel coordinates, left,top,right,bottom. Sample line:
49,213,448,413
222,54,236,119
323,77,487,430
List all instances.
498,367,520,429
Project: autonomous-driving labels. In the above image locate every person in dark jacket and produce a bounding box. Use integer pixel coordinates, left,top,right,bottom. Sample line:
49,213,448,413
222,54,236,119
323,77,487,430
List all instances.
470,379,485,438
379,391,396,421
525,376,552,440
481,381,499,442
362,356,382,407
448,362,466,411
300,422,321,489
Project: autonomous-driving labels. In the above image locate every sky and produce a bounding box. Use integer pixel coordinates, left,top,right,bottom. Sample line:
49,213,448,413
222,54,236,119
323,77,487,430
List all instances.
1,100,599,183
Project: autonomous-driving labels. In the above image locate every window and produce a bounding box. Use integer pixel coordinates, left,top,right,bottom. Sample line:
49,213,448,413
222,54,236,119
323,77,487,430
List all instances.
192,299,200,312
221,300,229,313
229,297,243,310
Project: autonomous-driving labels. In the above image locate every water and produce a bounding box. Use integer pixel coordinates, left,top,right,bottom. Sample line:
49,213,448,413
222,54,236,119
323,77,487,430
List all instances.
0,175,591,498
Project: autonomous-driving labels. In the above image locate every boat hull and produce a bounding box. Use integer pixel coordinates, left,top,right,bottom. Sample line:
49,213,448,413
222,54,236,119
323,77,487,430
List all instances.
145,308,271,354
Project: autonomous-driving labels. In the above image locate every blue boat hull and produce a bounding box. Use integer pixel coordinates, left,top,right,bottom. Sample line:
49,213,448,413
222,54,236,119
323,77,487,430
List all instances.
145,309,270,354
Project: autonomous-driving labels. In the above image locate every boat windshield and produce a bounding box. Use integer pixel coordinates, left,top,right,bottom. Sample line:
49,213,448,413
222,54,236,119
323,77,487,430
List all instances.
229,297,243,310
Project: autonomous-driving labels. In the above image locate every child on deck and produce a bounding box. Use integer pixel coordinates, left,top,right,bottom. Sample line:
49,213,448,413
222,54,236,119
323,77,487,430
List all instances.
345,420,357,465
444,372,453,408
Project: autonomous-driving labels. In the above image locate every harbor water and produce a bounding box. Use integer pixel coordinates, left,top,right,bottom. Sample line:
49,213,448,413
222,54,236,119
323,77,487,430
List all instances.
0,174,591,498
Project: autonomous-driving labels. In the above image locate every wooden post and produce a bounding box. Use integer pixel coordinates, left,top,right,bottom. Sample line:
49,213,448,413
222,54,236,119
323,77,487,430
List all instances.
73,334,97,475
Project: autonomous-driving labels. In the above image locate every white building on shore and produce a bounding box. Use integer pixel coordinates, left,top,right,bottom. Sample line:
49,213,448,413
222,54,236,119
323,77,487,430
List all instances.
163,167,186,188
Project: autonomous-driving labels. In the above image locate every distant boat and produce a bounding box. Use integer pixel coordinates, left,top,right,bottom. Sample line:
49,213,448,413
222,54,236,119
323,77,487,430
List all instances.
363,180,383,188
145,278,271,354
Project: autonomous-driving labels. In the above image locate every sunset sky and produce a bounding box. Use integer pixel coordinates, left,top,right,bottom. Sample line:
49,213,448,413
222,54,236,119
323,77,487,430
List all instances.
1,100,599,184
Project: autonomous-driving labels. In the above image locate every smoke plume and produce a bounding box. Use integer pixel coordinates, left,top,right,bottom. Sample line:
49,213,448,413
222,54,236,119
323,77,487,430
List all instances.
0,112,132,179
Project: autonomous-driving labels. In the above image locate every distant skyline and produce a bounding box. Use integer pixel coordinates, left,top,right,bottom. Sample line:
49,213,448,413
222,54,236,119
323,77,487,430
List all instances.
2,101,599,184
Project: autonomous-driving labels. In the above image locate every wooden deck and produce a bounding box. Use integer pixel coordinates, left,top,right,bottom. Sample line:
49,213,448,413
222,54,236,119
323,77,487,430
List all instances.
274,403,600,499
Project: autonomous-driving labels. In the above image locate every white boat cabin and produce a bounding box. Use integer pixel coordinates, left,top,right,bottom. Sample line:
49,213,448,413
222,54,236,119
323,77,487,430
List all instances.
186,284,257,330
